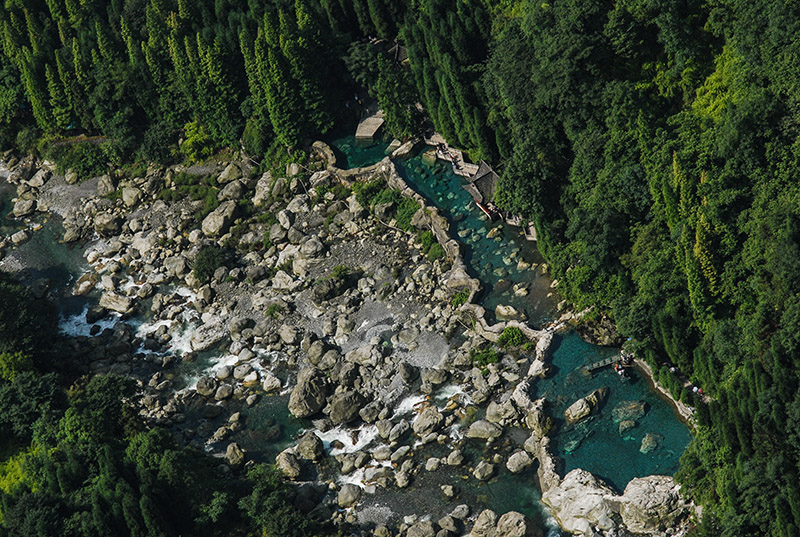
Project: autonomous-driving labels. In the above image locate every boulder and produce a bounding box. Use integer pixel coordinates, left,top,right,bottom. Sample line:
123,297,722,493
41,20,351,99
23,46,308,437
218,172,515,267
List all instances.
299,237,325,258
96,174,116,196
337,483,362,508
487,399,518,424
122,187,142,208
217,162,242,184
612,400,647,423
10,230,29,246
564,388,608,424
534,332,553,361
527,359,550,378
218,179,245,201
94,212,121,236
506,450,533,474
99,291,133,314
413,406,445,437
12,199,36,217
407,521,436,537
278,324,299,344
253,172,272,206
201,200,237,237
164,255,188,277
466,420,503,440
541,469,616,536
619,475,687,534
225,442,245,469
470,509,497,537
190,320,227,351
196,376,217,397
288,368,329,418
276,450,301,479
496,512,541,537
261,372,281,393
473,461,495,481
297,431,325,461
329,390,365,424
640,432,663,453
27,168,50,187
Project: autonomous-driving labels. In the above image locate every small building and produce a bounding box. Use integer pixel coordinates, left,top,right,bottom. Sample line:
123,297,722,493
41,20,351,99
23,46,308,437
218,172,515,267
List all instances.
462,160,500,219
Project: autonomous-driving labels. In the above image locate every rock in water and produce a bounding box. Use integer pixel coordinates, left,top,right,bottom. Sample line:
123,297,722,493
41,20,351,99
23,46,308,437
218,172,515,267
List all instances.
496,512,542,537
640,432,663,453
541,469,617,535
564,387,608,423
506,451,533,474
288,368,328,418
276,450,301,479
337,483,361,507
225,442,245,469
466,420,503,440
99,291,133,314
413,406,445,437
612,400,647,423
328,390,364,424
473,461,495,481
619,475,688,533
12,199,35,217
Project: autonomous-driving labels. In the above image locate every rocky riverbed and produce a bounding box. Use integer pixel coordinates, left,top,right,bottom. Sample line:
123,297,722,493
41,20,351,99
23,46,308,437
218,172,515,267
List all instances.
0,145,696,537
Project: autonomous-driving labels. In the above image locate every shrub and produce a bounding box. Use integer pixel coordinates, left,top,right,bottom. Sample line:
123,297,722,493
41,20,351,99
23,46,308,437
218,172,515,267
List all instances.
451,289,469,308
395,197,419,230
47,142,108,178
331,265,350,280
193,246,225,284
426,243,445,262
352,180,384,207
471,347,500,367
266,304,284,319
180,121,217,164
498,326,527,348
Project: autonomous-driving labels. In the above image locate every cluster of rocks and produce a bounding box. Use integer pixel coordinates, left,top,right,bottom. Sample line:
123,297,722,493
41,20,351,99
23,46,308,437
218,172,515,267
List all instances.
1,142,694,537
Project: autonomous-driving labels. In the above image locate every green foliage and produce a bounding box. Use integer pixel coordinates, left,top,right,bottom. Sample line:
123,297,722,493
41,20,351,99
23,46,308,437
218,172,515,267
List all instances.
395,197,419,231
352,179,384,208
470,346,500,368
417,229,445,261
45,142,108,178
179,121,217,164
0,352,33,382
497,327,527,348
193,246,226,285
451,289,469,308
425,242,445,262
331,265,350,281
266,304,284,319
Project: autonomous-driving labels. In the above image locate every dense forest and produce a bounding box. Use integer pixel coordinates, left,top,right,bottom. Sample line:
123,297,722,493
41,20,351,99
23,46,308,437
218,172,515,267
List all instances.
2,0,800,535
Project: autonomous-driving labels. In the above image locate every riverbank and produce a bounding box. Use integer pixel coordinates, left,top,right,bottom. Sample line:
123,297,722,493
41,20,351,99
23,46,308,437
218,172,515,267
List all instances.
0,144,694,537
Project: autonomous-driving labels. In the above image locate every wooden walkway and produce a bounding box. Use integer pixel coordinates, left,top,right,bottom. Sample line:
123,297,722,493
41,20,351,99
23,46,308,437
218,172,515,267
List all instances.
356,110,385,139
424,134,478,178
584,354,623,372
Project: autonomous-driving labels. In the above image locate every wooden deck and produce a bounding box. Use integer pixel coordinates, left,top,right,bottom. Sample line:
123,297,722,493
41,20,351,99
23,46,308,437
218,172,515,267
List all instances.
423,134,477,177
355,110,385,139
584,354,624,372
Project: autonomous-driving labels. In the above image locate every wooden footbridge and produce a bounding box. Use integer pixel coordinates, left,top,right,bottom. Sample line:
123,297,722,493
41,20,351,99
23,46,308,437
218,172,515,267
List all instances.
584,354,624,373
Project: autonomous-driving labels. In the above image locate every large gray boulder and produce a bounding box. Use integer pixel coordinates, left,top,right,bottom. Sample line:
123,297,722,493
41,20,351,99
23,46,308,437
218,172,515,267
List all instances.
506,450,533,474
329,390,365,424
217,162,241,184
94,212,121,236
541,469,616,536
407,521,436,537
612,400,647,423
218,179,245,201
412,406,445,437
297,432,325,461
225,442,245,469
618,475,688,534
496,512,542,537
12,199,36,217
190,320,228,351
253,172,272,206
99,291,133,314
201,200,237,237
564,387,608,424
473,461,495,481
122,187,142,208
288,368,329,418
470,509,498,537
337,483,361,507
467,420,503,440
276,450,301,479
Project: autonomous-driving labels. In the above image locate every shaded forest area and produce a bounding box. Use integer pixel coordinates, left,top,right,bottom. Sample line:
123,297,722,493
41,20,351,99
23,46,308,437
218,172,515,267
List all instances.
2,0,800,536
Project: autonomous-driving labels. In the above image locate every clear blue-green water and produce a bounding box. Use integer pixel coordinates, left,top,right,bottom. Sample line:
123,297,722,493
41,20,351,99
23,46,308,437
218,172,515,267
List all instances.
329,135,558,327
331,136,692,496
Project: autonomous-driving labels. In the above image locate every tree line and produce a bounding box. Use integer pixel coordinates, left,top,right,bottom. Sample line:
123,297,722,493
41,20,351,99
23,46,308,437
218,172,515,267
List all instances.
3,0,800,535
